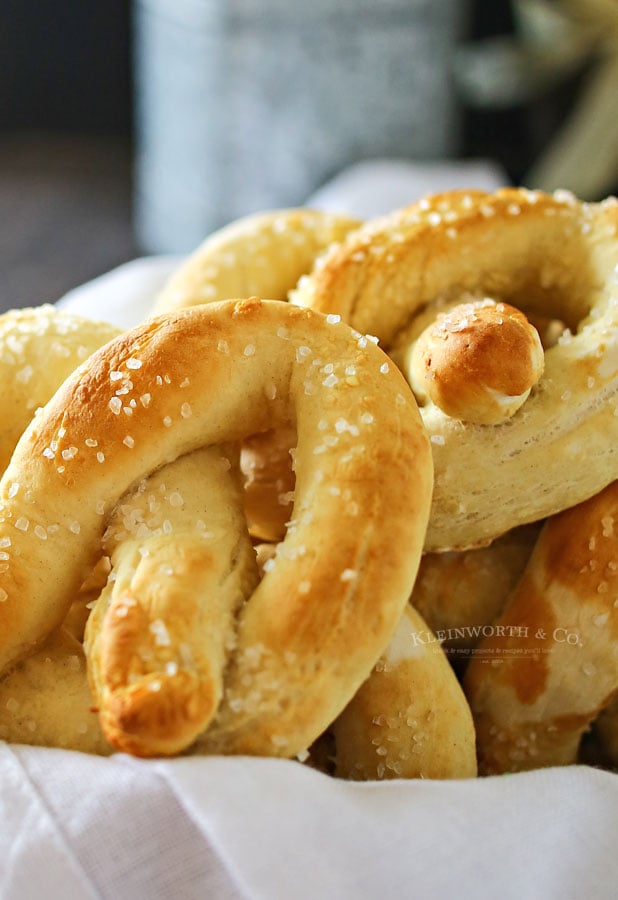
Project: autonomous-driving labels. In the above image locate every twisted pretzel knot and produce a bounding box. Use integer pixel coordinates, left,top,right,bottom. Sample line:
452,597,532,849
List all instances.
0,298,432,758
153,208,362,543
293,188,618,550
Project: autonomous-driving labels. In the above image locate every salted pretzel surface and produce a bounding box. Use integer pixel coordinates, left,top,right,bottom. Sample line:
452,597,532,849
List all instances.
292,188,618,550
331,604,478,780
152,209,361,541
0,306,121,473
463,480,618,774
153,208,361,314
0,298,433,759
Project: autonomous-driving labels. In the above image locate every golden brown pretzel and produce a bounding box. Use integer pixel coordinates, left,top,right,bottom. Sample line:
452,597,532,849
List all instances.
85,445,259,756
463,480,618,774
152,208,361,314
153,208,361,541
330,605,477,780
0,298,433,759
241,425,297,542
254,544,477,779
407,299,545,426
292,188,618,550
0,305,121,473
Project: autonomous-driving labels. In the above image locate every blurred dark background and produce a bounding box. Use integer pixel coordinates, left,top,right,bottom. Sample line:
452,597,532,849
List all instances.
0,0,589,311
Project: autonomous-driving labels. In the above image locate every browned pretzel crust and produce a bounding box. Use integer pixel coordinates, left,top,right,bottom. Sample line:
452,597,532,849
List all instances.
0,298,433,759
464,480,618,774
293,188,618,550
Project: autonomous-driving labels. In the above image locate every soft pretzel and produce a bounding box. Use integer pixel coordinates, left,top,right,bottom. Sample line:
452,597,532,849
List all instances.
85,445,259,756
0,298,432,760
152,208,361,314
292,188,618,550
406,298,545,425
330,605,478,780
0,305,121,473
153,208,361,541
254,544,477,779
463,480,618,774
0,625,110,753
412,523,540,661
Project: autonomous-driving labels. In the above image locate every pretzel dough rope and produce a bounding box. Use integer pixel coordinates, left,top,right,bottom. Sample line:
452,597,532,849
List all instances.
0,299,433,759
330,605,478,780
153,208,362,542
292,188,618,551
254,543,477,779
0,626,110,754
0,306,121,474
463,480,618,774
152,208,361,314
411,523,541,660
85,445,260,756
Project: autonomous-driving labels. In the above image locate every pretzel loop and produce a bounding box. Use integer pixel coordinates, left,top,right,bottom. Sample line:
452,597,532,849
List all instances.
293,188,618,550
0,298,432,758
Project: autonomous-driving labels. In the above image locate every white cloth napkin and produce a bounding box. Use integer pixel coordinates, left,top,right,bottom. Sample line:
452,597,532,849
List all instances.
2,743,618,900
8,159,618,899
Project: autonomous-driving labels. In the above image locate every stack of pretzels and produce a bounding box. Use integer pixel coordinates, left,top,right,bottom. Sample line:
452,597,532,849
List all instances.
1,188,617,780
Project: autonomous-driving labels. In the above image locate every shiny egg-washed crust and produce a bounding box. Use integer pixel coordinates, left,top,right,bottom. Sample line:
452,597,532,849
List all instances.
463,480,618,775
0,306,121,474
407,299,545,426
292,188,618,551
152,208,361,314
331,605,477,780
0,298,433,760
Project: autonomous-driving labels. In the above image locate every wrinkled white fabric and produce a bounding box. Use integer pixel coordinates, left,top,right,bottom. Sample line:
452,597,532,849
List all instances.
2,744,618,900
